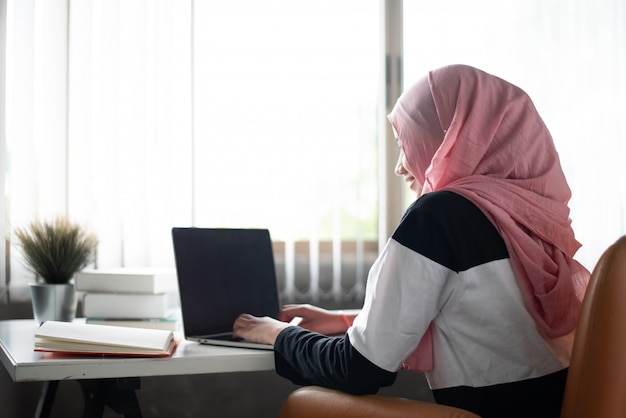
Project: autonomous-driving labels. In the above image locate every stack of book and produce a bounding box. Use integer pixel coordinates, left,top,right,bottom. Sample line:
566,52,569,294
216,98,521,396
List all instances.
75,267,180,331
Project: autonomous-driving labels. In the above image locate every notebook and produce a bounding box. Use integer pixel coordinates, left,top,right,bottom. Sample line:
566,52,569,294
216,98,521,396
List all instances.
171,227,281,350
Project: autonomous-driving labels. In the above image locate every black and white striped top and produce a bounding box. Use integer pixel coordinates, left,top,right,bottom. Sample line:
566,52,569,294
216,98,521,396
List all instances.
274,191,569,417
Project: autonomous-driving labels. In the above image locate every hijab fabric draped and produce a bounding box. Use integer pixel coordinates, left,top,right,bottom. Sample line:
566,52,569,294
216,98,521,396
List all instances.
387,64,590,373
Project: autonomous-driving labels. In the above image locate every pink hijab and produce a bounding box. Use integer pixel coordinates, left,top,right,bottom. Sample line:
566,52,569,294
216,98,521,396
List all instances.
388,64,590,372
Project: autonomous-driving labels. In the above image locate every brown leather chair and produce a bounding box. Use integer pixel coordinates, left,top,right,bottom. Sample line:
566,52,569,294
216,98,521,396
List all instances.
279,235,626,418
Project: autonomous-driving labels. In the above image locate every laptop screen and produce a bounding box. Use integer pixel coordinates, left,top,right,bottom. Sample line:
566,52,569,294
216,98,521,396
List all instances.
172,228,280,337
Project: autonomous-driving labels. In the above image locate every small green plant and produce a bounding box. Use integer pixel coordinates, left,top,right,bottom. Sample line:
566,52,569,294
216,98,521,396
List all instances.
15,216,98,284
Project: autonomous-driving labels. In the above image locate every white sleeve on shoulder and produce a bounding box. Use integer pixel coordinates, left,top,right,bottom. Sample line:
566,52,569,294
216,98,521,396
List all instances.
348,238,452,372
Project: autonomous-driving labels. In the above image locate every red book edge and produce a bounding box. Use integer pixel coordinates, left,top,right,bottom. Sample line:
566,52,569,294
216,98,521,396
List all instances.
34,335,182,358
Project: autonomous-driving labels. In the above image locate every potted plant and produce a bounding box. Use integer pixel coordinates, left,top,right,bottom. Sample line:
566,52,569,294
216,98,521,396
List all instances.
15,216,98,323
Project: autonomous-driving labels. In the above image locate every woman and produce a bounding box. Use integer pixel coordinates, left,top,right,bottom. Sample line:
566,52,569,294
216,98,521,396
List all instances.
233,64,590,417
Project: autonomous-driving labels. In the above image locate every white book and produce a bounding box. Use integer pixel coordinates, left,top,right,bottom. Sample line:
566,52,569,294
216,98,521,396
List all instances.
83,292,179,319
74,268,178,294
35,321,177,357
86,317,179,331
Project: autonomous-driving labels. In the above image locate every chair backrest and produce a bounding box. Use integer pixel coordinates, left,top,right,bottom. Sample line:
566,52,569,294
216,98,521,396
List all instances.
561,235,626,418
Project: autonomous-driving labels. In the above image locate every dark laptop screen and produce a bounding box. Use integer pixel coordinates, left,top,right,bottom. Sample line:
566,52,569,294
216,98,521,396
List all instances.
172,228,280,337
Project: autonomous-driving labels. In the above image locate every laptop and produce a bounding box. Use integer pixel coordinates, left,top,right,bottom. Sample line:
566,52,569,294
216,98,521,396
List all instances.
171,227,280,350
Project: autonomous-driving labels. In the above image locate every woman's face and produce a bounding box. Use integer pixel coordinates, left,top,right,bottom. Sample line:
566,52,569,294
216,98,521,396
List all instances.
395,142,423,197
388,75,445,198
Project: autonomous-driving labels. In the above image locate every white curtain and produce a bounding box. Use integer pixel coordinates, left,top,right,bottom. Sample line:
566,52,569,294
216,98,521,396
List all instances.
0,0,6,287
66,0,192,269
4,0,192,283
4,0,71,283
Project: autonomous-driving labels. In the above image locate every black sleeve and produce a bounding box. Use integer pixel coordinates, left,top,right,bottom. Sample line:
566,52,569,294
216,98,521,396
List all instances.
273,326,397,395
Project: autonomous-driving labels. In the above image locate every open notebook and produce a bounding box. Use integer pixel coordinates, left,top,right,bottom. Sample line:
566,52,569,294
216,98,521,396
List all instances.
34,321,178,357
172,227,281,350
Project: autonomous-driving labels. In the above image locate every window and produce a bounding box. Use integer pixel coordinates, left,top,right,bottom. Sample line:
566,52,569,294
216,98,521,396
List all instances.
192,1,381,304
3,0,625,303
2,0,382,307
402,0,626,270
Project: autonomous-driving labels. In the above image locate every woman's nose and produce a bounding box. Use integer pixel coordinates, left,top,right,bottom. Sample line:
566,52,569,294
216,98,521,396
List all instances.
395,155,406,176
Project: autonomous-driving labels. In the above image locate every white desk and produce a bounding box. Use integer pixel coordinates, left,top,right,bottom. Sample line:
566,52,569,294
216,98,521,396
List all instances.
0,319,275,417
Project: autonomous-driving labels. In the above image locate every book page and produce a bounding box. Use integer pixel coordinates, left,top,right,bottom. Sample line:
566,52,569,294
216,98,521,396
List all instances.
35,321,174,352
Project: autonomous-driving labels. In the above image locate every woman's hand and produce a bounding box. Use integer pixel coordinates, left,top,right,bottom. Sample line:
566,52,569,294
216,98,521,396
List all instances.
278,304,356,336
232,314,290,345
233,305,359,344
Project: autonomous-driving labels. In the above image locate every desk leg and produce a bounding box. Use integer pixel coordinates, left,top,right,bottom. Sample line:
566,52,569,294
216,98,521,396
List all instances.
105,377,142,418
82,379,107,418
81,377,143,418
35,380,59,418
